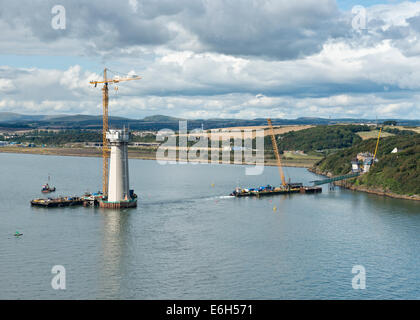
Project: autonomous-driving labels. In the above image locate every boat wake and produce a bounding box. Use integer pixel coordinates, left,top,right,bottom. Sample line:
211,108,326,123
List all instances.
217,195,235,200
141,194,234,206
200,195,235,201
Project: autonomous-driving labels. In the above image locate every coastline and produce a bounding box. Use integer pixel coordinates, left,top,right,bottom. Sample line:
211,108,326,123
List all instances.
308,167,420,202
2,146,418,201
0,146,316,168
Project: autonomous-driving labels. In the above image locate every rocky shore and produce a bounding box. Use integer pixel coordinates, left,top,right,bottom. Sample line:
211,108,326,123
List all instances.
309,167,420,202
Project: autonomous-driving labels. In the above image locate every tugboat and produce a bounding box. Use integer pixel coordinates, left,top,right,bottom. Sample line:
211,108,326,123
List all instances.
41,175,56,193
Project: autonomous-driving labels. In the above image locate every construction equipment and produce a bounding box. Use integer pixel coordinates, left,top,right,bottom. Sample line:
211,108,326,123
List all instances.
90,68,141,197
267,118,286,186
373,127,382,163
311,127,383,186
230,120,323,197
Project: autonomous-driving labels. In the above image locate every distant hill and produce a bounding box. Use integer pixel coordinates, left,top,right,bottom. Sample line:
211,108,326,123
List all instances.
0,112,419,131
0,112,49,122
142,115,184,122
45,114,129,122
0,112,128,122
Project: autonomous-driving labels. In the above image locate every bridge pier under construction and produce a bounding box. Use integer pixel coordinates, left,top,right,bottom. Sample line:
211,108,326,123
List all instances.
99,127,137,209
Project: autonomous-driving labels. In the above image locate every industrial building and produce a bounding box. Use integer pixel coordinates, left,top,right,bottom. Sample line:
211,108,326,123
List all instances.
352,152,376,173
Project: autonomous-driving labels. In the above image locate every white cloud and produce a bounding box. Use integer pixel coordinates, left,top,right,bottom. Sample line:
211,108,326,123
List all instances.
0,1,419,119
128,0,138,13
0,79,15,93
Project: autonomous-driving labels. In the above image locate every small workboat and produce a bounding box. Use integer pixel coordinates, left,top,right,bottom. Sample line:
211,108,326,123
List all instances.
41,183,56,193
41,175,56,193
14,231,23,237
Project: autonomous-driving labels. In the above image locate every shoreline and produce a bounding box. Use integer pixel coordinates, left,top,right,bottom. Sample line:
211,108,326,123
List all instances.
308,167,420,202
3,147,418,201
0,147,316,168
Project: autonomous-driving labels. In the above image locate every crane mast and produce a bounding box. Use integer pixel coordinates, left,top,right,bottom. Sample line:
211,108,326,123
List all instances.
90,68,141,197
102,69,109,196
373,127,382,163
267,118,286,187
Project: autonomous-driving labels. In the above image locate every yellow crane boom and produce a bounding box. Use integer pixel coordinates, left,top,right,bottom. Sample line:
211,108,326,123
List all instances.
90,68,141,197
373,127,382,163
267,118,286,186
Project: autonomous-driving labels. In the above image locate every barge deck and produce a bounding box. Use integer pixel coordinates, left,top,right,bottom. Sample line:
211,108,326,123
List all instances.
31,197,83,207
230,185,322,198
31,192,138,209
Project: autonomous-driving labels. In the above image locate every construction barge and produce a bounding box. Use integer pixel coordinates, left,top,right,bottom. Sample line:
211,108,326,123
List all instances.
230,118,323,199
31,196,84,208
31,192,138,208
230,184,322,198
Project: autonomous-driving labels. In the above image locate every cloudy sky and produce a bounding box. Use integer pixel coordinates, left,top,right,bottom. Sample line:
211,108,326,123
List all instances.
1,0,420,119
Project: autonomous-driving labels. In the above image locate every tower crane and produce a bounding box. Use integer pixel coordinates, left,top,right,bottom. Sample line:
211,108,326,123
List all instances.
90,68,141,197
267,118,287,187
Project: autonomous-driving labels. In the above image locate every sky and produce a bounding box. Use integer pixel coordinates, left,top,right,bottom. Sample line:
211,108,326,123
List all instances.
0,0,420,120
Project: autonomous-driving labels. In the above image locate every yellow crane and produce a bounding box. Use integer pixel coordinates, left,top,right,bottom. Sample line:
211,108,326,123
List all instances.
90,68,141,197
267,118,287,187
373,127,382,163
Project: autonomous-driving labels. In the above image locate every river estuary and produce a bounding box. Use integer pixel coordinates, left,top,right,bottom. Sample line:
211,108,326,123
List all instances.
0,153,419,299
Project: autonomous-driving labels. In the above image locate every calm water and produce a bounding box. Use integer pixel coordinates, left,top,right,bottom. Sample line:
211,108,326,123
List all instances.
0,153,419,299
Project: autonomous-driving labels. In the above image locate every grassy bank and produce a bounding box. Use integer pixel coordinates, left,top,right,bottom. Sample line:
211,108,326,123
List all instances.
313,134,420,200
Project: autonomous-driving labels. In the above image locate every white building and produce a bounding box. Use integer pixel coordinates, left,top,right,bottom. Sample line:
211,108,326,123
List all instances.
351,159,360,172
363,160,371,173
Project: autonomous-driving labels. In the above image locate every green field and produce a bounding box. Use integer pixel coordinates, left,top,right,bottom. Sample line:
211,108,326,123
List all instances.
356,130,394,140
282,151,323,160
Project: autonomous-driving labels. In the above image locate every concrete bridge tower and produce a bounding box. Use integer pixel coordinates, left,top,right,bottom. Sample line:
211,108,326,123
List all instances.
100,127,137,208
